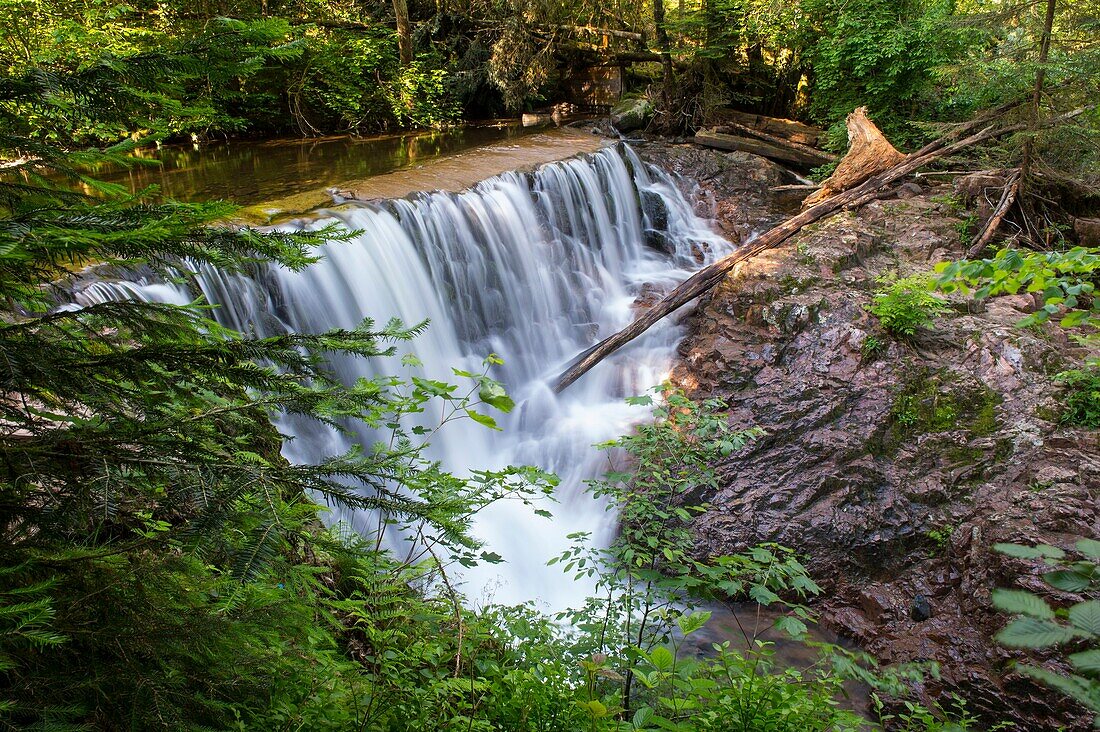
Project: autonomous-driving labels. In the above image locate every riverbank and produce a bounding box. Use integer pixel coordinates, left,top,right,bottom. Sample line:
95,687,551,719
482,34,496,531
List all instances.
639,140,1099,730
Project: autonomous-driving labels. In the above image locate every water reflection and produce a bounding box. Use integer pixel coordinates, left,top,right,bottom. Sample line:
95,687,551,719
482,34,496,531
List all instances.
85,123,542,205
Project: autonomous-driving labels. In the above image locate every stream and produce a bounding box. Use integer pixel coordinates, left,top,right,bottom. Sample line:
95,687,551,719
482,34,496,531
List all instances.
68,129,733,610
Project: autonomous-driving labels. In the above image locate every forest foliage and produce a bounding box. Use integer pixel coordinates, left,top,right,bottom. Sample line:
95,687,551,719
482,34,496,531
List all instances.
1,0,1099,729
2,0,1097,150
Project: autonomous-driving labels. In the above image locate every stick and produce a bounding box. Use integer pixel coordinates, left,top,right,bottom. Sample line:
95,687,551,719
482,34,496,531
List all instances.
967,170,1021,257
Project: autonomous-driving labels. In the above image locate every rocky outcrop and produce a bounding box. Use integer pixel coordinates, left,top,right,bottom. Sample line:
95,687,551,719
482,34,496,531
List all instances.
666,146,1099,730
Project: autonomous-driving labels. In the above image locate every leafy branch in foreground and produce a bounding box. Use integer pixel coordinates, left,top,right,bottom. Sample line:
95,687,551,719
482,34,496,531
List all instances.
992,539,1100,726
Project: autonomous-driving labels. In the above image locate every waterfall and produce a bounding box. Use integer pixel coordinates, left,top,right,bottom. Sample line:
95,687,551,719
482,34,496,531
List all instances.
71,144,733,609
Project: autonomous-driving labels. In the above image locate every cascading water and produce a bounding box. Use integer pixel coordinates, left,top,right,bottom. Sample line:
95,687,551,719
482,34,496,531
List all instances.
71,143,733,610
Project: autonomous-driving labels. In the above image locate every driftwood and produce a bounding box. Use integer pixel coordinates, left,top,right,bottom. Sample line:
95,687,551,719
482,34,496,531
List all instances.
967,170,1021,257
709,109,823,147
694,131,834,168
802,107,905,208
552,107,1089,393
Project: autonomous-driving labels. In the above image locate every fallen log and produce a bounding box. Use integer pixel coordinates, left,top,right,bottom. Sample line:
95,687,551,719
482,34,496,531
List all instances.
552,106,1088,393
714,121,839,164
967,170,1021,257
694,130,834,168
802,107,905,207
556,25,646,43
771,184,820,192
708,109,823,147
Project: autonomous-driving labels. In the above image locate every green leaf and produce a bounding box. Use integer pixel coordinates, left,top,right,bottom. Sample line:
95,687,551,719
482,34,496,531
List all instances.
993,543,1063,559
1015,666,1100,713
648,646,674,671
632,706,655,729
577,699,608,718
1077,539,1100,559
749,584,780,605
774,615,809,638
1068,601,1100,636
997,617,1081,648
465,409,501,430
1045,570,1092,593
1069,649,1100,674
675,610,711,637
991,589,1055,619
477,380,515,412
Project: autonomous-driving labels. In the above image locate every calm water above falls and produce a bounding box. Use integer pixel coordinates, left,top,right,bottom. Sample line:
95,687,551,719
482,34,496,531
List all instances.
85,123,544,205
73,143,733,609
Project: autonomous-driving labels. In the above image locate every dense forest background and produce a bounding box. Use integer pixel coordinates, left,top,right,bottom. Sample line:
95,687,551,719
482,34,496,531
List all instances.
1,0,1095,150
1,0,1098,730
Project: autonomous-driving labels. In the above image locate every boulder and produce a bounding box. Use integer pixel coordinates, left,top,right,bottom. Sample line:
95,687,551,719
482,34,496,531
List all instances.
1073,217,1100,247
610,98,652,133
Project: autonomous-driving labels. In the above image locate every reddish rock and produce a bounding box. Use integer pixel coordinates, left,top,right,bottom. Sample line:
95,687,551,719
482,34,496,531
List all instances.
662,150,1100,731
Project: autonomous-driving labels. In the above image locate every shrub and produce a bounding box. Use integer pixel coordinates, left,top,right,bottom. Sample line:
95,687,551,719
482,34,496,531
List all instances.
867,275,951,337
935,247,1100,351
861,334,886,361
1055,367,1100,428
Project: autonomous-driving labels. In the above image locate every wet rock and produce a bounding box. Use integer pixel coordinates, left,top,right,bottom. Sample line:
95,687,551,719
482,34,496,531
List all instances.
640,188,674,255
634,145,787,242
896,182,923,199
910,594,933,621
632,282,666,312
661,161,1100,731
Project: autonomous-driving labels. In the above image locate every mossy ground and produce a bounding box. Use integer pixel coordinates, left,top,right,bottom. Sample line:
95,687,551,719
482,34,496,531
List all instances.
871,366,1002,457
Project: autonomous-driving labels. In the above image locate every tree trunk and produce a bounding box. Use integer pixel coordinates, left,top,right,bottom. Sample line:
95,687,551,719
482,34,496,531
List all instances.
802,106,905,207
694,130,836,167
1020,0,1057,183
393,0,413,67
652,0,674,86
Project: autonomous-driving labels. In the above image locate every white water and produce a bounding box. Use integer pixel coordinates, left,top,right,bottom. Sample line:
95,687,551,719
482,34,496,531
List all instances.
72,144,732,610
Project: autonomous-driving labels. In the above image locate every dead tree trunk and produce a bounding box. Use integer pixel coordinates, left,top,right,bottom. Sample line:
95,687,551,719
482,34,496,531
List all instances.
802,107,905,207
552,107,1086,393
695,130,835,167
